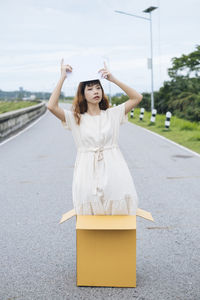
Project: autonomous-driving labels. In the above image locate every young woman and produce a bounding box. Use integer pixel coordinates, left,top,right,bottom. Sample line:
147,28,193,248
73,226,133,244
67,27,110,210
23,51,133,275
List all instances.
47,59,143,215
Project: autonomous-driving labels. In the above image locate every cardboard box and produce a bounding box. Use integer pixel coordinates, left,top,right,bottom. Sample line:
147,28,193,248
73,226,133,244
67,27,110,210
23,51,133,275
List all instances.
60,208,154,287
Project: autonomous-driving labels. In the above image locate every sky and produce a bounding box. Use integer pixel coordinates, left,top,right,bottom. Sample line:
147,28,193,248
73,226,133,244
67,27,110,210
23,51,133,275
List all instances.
0,0,199,97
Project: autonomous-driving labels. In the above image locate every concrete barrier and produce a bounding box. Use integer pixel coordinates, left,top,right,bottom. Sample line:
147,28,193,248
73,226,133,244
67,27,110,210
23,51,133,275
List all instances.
0,101,47,142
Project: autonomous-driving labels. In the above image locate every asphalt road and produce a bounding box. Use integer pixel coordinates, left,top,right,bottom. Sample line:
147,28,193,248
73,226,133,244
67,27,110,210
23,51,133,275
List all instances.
0,103,200,300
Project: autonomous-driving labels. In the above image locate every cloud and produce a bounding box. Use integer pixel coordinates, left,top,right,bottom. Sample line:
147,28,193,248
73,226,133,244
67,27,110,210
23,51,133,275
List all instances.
0,0,199,93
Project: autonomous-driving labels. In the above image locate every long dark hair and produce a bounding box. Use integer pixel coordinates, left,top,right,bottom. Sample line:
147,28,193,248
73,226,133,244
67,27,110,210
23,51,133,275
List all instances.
71,79,110,125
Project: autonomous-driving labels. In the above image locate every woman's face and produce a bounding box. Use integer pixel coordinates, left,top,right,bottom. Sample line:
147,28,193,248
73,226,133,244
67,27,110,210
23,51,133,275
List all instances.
84,82,103,104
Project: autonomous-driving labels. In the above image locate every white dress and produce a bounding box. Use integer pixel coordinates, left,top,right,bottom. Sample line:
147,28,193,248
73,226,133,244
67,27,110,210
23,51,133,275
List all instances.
61,102,139,215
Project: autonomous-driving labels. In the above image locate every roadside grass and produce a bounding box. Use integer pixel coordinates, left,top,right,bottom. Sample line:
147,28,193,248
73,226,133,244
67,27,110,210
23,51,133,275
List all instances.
128,108,200,155
0,99,73,114
0,100,37,114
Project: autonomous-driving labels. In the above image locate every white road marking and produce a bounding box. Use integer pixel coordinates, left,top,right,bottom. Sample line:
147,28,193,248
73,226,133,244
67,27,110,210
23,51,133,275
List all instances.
130,122,200,158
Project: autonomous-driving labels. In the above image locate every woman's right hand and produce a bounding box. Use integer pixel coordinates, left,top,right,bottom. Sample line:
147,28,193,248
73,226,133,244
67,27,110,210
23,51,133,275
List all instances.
60,58,73,79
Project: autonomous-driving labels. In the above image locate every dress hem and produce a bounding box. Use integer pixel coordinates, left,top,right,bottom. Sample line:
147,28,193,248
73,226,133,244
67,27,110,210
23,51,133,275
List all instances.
74,196,138,216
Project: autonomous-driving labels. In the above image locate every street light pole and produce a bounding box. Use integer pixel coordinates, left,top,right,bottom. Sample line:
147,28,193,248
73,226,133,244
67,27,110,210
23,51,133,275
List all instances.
143,6,158,112
115,6,158,111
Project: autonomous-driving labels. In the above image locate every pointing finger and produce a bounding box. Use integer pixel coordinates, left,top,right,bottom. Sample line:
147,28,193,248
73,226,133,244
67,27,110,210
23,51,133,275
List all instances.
61,58,64,65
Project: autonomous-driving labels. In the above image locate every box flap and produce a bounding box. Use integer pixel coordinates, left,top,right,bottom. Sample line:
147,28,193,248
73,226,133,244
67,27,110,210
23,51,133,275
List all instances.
136,208,154,222
59,207,154,224
76,215,136,230
59,209,76,224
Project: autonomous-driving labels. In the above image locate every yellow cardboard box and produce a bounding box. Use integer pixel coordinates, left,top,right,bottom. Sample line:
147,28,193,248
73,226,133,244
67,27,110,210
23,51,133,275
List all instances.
59,208,154,287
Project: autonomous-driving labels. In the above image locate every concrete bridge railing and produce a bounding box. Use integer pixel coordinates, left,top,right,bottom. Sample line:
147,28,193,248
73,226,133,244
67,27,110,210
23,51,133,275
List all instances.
0,101,47,142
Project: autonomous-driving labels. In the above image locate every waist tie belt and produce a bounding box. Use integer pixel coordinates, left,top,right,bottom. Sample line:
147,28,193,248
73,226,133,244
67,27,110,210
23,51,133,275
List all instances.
77,144,119,195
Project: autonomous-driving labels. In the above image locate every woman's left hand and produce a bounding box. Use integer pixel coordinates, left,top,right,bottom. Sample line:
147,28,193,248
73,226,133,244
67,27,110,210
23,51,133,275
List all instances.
98,61,115,82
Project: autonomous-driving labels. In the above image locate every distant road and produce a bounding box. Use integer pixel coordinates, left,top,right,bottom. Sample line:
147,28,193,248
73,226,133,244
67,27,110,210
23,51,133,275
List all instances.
0,103,200,299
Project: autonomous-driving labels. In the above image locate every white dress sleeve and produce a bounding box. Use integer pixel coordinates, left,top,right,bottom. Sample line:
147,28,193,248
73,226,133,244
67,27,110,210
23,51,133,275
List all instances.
109,102,128,125
61,109,73,131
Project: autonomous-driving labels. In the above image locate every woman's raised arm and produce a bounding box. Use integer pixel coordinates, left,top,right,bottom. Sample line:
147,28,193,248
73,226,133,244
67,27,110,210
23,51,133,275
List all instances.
110,77,143,114
98,61,143,114
47,59,72,122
